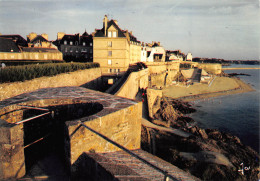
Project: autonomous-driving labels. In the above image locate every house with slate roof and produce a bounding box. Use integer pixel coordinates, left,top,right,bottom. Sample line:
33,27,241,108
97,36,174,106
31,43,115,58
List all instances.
27,32,57,49
53,31,93,62
0,35,28,47
93,15,141,74
0,35,63,61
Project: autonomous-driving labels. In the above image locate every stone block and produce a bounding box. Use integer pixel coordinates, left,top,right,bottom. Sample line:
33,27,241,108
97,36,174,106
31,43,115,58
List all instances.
0,119,23,144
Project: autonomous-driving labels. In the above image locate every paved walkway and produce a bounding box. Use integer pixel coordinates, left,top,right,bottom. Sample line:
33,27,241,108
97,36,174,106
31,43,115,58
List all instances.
95,149,200,181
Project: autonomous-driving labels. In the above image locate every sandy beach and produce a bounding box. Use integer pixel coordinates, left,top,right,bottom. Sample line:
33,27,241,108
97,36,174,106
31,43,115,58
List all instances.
162,77,254,102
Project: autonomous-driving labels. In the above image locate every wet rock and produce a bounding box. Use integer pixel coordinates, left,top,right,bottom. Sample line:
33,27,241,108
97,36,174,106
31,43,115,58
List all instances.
199,129,208,139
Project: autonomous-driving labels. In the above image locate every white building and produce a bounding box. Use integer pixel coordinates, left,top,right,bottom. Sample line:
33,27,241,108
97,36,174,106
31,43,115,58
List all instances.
185,52,192,61
140,44,148,62
146,42,165,62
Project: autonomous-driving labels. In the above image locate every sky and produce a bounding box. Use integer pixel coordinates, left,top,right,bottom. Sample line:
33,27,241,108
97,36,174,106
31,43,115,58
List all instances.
0,0,259,60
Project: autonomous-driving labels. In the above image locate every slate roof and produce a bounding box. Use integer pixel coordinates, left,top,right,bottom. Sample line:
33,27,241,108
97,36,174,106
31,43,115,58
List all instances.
55,32,92,46
0,38,20,52
94,20,126,38
0,35,28,47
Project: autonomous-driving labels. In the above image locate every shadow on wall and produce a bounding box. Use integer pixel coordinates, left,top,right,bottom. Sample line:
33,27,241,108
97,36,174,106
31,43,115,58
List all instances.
22,102,103,179
80,75,123,92
71,152,115,180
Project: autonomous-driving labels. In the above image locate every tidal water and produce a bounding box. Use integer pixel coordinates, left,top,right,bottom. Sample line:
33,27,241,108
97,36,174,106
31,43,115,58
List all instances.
189,64,260,153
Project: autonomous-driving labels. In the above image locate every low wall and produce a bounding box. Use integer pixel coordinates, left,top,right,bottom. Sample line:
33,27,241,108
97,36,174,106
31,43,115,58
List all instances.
197,63,222,74
145,62,180,74
0,68,102,101
116,69,149,99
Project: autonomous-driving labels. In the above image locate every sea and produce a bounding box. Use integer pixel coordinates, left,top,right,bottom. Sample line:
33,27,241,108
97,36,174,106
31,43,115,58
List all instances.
189,64,260,153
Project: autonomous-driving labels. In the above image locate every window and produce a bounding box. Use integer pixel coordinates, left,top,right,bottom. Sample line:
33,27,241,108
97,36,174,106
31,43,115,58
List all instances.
75,41,78,45
65,48,68,52
108,59,112,65
44,54,48,59
110,69,112,73
108,41,112,47
35,54,39,59
64,40,67,45
114,69,117,73
112,31,117,37
70,48,73,52
118,69,120,72
70,41,73,45
90,43,92,46
90,49,92,53
108,51,112,56
83,42,86,46
108,31,112,37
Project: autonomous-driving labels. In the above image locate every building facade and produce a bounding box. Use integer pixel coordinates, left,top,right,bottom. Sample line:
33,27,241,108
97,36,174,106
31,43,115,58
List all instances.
93,15,141,74
54,32,93,62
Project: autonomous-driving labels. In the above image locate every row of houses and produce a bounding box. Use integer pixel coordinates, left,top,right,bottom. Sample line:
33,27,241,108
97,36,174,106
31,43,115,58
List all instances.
0,15,193,73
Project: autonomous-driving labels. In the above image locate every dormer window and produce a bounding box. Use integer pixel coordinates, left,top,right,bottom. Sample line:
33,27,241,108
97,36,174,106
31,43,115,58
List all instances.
108,31,112,37
112,31,117,37
64,40,67,45
70,41,73,45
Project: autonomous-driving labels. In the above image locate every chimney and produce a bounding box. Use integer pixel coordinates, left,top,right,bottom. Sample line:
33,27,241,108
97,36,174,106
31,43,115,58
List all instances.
27,32,37,42
103,15,108,36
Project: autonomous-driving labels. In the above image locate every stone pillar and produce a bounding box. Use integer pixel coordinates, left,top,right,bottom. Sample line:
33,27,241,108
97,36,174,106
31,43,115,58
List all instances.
0,119,25,179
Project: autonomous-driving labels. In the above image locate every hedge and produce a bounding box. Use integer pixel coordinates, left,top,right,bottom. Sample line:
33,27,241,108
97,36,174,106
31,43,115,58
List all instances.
0,60,65,66
0,62,100,83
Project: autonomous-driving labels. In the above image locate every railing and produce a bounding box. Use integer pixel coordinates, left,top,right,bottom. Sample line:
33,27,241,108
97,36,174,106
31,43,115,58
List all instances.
80,123,178,181
15,105,54,125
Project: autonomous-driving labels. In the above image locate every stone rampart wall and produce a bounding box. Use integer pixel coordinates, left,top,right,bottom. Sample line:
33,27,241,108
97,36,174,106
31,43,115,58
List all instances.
0,68,102,101
115,69,149,99
146,88,162,118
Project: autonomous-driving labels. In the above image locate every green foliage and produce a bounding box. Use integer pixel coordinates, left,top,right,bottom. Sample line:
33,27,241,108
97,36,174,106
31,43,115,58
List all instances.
0,62,100,83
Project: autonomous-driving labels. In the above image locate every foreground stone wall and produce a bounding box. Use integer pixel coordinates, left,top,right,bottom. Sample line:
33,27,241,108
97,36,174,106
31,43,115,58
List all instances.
0,120,25,179
67,102,142,167
116,69,149,99
0,88,142,179
0,68,102,101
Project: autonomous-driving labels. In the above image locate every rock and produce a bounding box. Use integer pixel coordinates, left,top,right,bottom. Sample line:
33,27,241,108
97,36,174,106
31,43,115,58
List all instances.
208,131,222,140
199,129,208,139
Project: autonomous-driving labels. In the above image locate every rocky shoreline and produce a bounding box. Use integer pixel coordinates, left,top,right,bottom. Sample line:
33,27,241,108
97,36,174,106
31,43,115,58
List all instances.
141,97,260,180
